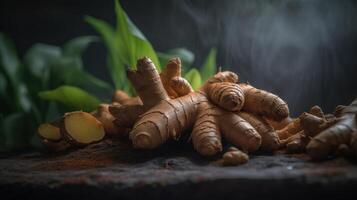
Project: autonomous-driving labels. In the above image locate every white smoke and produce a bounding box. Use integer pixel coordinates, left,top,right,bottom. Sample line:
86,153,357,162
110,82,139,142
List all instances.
175,0,357,115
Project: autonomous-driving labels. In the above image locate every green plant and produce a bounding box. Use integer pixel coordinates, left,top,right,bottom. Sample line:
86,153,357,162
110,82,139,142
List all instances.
0,34,110,151
87,0,217,94
0,0,218,152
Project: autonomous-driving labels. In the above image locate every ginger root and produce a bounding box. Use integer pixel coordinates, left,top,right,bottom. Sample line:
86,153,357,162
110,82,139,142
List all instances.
276,100,357,161
306,99,357,160
39,56,292,166
110,57,289,163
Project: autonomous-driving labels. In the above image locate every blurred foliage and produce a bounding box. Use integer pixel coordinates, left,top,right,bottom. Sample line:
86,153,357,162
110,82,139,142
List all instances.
0,0,217,152
0,33,110,152
86,0,160,95
87,0,217,94
38,85,101,112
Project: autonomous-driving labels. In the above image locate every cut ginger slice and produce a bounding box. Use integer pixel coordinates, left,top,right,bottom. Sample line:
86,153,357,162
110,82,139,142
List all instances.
38,123,61,141
63,111,105,145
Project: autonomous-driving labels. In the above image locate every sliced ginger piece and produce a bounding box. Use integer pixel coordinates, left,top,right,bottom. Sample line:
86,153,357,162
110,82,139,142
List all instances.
63,111,105,145
38,123,61,141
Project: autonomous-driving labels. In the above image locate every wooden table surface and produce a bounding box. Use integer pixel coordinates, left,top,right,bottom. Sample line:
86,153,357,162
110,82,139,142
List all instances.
1,140,356,200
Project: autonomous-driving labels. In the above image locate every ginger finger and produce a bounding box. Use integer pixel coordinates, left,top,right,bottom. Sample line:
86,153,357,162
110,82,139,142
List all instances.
309,105,325,119
170,77,193,96
191,100,222,156
127,57,170,110
204,82,245,112
208,71,239,84
239,83,289,121
112,90,142,105
160,57,182,98
219,112,261,152
239,112,280,151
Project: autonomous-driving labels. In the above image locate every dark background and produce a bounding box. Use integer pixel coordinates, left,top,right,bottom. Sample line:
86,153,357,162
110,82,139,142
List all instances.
0,0,356,116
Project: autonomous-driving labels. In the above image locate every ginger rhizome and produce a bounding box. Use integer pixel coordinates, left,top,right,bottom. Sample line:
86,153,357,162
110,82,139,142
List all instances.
37,56,357,165
276,100,357,161
306,99,357,160
38,56,293,165
109,57,288,162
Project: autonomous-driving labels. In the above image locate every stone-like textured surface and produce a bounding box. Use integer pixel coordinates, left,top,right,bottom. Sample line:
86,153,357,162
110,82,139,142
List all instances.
1,140,357,200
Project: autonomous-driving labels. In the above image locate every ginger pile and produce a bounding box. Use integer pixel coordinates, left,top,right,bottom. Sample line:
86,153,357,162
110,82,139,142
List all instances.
38,56,357,165
278,100,357,160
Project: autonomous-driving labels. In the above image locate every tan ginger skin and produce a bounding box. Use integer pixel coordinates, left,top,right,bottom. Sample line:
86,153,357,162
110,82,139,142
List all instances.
38,56,357,163
239,83,289,121
277,101,357,161
39,56,294,164
110,57,289,159
306,99,357,160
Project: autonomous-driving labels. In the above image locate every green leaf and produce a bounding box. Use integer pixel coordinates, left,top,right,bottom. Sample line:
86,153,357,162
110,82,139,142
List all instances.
0,73,7,97
38,85,100,112
86,0,160,91
114,0,160,70
0,33,33,114
158,48,194,71
184,68,202,91
0,33,20,84
24,43,61,78
85,16,125,89
200,48,217,82
63,36,98,57
17,83,32,113
50,57,113,93
0,113,28,151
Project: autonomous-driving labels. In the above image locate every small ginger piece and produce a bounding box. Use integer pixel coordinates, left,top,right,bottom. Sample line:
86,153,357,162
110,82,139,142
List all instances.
62,111,105,145
38,122,61,142
222,147,249,166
